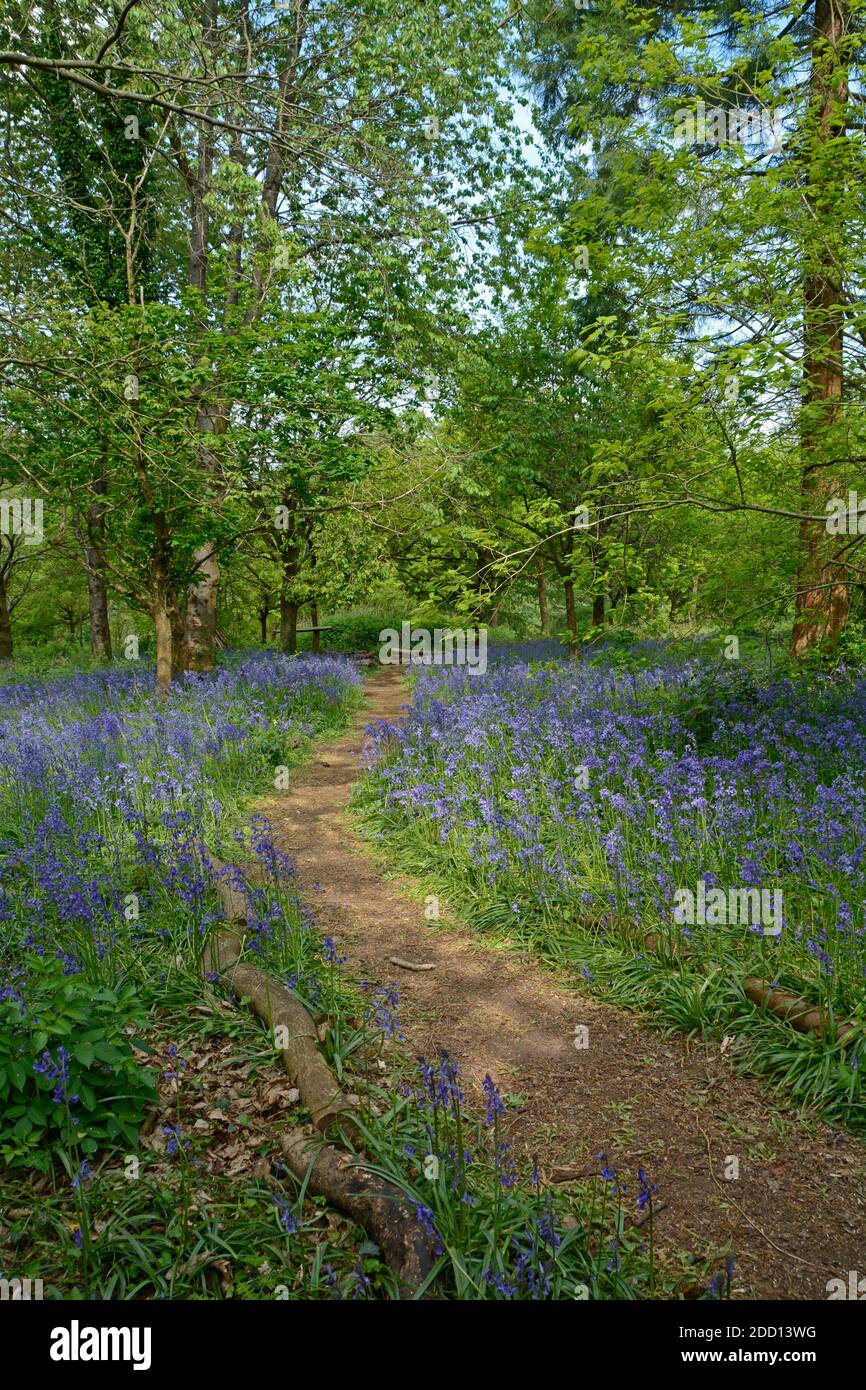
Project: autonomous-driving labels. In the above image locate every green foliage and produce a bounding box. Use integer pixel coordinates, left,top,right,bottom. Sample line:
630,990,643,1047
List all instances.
297,608,405,653
0,955,157,1172
796,620,866,675
653,660,764,751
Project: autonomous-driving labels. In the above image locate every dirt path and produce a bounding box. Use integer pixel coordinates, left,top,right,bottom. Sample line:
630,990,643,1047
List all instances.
262,669,866,1299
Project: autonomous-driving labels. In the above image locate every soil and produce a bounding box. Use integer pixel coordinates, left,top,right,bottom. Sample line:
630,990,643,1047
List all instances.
261,668,866,1300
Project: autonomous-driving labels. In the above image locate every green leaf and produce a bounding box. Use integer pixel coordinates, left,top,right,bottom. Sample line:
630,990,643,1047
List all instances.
8,1060,28,1089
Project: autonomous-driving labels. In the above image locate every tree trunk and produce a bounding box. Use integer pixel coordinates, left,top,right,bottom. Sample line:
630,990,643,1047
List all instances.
689,575,699,628
182,63,222,674
564,578,579,659
790,0,850,658
184,538,220,671
151,547,182,693
83,463,112,662
276,512,301,655
171,606,187,681
183,396,224,673
305,528,320,652
537,565,550,636
592,593,605,627
280,596,299,654
154,593,173,694
0,569,12,662
259,604,270,645
86,567,112,661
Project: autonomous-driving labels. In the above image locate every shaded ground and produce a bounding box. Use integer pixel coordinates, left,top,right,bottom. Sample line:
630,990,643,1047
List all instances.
261,669,866,1299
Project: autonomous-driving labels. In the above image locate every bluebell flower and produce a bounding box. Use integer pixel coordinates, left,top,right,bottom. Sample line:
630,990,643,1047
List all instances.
72,1160,94,1189
482,1073,506,1126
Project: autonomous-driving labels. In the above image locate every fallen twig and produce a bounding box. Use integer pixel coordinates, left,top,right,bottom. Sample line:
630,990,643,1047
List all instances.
634,1200,668,1229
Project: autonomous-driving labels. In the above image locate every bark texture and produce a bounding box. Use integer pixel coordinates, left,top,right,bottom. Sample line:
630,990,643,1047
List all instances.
280,1130,435,1297
790,0,850,656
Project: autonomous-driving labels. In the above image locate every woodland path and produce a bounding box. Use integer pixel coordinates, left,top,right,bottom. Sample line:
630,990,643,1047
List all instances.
261,668,866,1299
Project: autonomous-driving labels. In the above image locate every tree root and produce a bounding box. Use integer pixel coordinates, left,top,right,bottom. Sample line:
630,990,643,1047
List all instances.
280,1129,435,1298
200,852,435,1292
202,863,362,1141
605,921,858,1048
742,977,858,1046
232,960,364,1144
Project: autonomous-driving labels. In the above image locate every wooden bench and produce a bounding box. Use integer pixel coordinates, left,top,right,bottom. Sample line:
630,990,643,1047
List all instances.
295,624,332,653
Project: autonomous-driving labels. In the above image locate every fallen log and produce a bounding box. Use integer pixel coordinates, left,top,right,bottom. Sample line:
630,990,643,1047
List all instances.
589,914,858,1049
640,929,694,962
742,977,857,1047
280,1129,435,1298
202,859,362,1143
550,1162,598,1184
202,921,246,976
229,960,363,1144
200,851,437,1293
